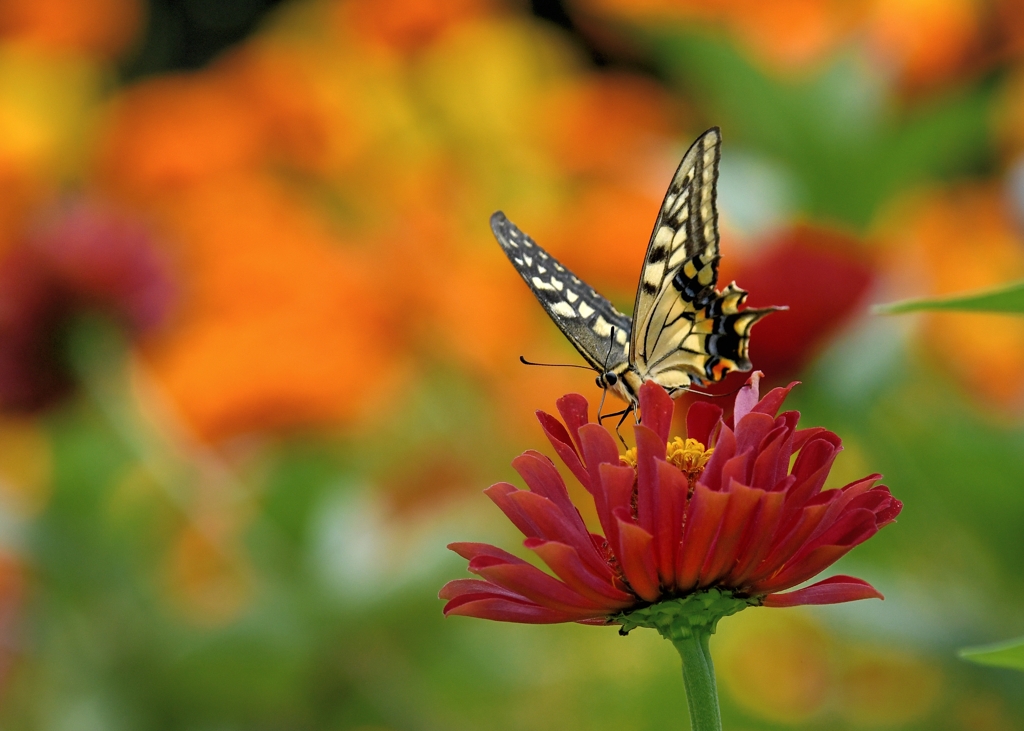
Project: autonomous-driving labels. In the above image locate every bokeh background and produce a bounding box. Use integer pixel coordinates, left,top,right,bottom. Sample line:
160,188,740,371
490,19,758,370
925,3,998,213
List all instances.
0,0,1022,728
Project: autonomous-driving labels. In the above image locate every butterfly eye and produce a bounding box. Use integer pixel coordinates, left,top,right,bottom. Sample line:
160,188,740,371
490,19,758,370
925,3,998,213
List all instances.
605,372,618,386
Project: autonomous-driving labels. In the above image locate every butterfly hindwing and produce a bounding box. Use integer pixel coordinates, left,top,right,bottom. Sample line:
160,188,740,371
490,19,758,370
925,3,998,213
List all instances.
490,211,631,372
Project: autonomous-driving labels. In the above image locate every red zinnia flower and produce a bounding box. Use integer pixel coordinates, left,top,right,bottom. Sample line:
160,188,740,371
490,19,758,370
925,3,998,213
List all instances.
440,375,901,625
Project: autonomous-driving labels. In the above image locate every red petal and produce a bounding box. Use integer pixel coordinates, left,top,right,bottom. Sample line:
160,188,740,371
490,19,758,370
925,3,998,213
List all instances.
763,575,882,607
448,542,528,565
733,371,762,424
439,578,524,602
751,425,790,490
596,462,636,550
537,411,591,492
613,510,661,602
526,538,635,606
807,479,881,545
792,426,827,451
675,483,730,591
699,481,763,586
444,596,585,623
484,483,540,539
556,393,591,453
751,381,799,418
512,451,584,526
783,439,842,509
700,425,735,491
638,380,674,444
579,422,621,485
742,499,833,585
507,490,606,572
686,401,723,447
753,543,860,594
734,412,776,457
633,424,665,535
473,561,606,613
808,507,880,550
725,488,786,585
720,452,751,490
652,458,688,587
789,435,841,491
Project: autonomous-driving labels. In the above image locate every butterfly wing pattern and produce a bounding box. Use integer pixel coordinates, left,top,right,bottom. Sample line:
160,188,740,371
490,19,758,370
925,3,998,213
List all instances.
490,211,631,373
491,127,777,406
631,127,776,393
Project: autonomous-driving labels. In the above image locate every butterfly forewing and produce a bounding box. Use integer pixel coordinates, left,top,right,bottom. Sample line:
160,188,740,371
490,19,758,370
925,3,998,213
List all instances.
631,128,723,383
490,211,631,372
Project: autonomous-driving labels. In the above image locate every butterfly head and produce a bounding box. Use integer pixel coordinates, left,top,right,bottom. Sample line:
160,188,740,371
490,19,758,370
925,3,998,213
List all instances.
596,366,645,407
595,372,616,390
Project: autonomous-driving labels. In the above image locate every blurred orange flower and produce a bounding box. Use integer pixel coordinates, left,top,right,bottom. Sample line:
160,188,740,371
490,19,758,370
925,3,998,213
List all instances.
865,0,982,91
336,0,496,55
215,45,338,174
94,74,266,197
535,73,677,176
138,174,408,442
0,0,142,59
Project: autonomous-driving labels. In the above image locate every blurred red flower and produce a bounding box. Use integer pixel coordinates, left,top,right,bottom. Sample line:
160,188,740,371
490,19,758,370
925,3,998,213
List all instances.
724,225,875,384
441,376,900,623
0,198,174,411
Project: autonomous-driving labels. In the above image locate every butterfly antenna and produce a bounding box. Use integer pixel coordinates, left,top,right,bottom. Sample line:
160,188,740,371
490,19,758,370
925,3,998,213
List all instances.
519,355,593,371
603,327,617,373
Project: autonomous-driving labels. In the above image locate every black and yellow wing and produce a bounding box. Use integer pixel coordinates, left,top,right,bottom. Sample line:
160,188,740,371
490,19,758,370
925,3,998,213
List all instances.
490,211,630,373
630,128,774,390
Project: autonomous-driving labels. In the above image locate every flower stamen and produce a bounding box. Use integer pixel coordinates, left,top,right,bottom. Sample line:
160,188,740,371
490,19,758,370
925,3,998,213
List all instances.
667,437,713,491
620,437,713,492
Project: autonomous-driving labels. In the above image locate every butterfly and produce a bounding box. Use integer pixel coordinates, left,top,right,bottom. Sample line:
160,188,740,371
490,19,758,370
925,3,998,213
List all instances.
490,127,778,420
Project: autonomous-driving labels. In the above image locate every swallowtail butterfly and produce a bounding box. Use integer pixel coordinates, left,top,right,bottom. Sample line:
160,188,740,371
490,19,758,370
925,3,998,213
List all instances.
491,127,777,411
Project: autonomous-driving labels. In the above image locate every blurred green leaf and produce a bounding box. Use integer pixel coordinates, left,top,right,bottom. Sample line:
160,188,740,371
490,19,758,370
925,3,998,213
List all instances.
875,281,1024,314
651,32,993,228
960,637,1024,670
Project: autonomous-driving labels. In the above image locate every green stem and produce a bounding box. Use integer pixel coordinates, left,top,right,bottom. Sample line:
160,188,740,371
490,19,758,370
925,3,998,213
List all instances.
673,629,722,731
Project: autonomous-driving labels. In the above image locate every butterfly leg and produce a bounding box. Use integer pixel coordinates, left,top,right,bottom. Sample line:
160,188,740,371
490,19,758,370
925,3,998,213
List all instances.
614,408,632,448
598,407,629,425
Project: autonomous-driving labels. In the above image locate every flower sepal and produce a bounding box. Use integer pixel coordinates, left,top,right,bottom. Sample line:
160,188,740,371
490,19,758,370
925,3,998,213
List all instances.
614,589,757,642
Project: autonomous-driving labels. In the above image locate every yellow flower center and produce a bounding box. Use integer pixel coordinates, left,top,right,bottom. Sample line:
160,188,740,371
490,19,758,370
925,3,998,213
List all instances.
667,437,714,476
620,437,713,488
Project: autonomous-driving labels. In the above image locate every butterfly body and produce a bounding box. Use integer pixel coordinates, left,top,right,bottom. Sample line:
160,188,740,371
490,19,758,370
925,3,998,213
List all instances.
491,127,777,408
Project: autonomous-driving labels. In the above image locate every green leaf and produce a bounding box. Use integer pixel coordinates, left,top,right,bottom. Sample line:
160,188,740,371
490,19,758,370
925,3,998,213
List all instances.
960,636,1024,670
875,281,1024,314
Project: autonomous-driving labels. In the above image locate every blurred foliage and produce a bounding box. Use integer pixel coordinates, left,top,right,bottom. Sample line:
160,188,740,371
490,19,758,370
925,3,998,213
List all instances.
961,637,1024,671
0,0,1021,729
878,280,1024,314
